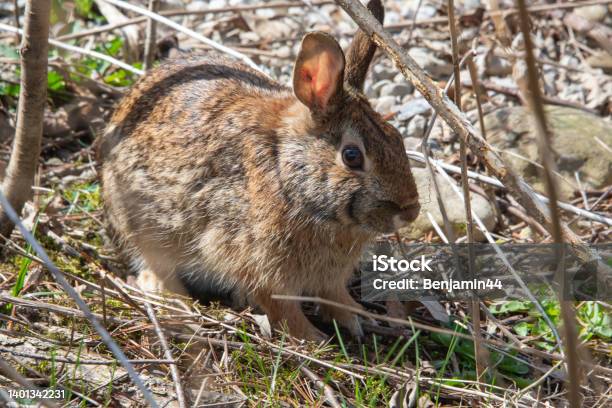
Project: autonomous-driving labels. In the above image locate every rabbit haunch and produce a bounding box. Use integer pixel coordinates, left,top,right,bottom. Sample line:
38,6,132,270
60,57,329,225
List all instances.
99,0,419,341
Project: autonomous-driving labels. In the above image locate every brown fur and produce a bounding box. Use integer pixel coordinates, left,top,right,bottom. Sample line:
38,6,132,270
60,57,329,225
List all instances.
99,0,419,340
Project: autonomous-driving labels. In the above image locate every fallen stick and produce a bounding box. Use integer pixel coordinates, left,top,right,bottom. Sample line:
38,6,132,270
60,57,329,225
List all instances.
405,150,612,226
101,0,263,74
0,22,143,75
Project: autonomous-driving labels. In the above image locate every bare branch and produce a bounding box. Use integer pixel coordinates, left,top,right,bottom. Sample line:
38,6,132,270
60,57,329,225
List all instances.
515,1,583,405
0,192,160,408
143,300,187,408
143,0,160,70
0,0,50,237
101,0,264,74
0,23,144,75
332,0,600,264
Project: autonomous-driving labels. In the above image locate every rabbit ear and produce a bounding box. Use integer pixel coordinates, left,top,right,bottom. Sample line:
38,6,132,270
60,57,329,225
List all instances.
345,0,384,90
293,32,345,113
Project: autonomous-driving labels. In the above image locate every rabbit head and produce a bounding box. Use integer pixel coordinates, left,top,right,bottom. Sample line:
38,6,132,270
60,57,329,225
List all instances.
281,9,419,234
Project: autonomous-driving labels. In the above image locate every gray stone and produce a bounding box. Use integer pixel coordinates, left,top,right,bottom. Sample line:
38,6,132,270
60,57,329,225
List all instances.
574,5,607,22
399,168,497,241
408,48,453,78
372,65,396,81
374,96,398,114
403,136,422,151
485,106,612,200
407,115,427,138
396,98,431,121
485,54,513,76
364,80,377,98
379,83,414,98
372,79,393,93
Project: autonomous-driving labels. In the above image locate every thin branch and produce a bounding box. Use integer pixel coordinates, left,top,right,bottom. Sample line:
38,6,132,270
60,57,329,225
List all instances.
143,0,160,70
516,1,583,405
143,301,187,408
405,150,612,226
0,357,59,408
0,192,159,408
101,0,264,74
0,23,143,75
0,347,174,365
447,0,488,386
332,0,601,266
11,0,19,45
428,158,565,356
301,366,342,408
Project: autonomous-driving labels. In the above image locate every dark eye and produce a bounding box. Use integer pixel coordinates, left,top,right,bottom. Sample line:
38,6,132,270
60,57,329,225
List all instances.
342,145,364,169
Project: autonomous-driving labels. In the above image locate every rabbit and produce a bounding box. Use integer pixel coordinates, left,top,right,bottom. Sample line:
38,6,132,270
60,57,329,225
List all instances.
98,0,420,341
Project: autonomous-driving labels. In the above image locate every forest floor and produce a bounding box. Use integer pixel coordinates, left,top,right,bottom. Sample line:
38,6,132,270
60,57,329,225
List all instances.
0,0,611,407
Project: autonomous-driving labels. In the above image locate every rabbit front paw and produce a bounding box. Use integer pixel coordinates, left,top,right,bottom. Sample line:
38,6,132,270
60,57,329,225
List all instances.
136,268,166,293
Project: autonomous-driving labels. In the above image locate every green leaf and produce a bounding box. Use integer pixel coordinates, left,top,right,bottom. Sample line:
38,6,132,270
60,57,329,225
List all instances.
0,44,19,59
497,355,529,375
0,82,20,97
75,0,94,18
47,70,66,92
508,375,533,388
514,322,531,337
489,300,530,314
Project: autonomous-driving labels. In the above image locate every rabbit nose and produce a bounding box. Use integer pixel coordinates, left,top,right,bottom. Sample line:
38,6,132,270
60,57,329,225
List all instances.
398,202,420,223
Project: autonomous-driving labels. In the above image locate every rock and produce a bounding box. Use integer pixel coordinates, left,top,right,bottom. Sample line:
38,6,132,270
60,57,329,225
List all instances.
485,53,513,76
408,48,453,78
399,168,497,240
396,98,431,121
586,52,612,73
364,80,377,98
416,5,438,19
372,65,396,81
372,79,393,94
379,83,414,98
485,106,612,200
374,96,398,113
574,5,607,22
455,0,482,9
407,114,427,138
403,136,421,150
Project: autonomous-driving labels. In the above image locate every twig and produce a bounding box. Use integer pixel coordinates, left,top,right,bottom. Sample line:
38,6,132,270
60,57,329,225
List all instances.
447,0,487,387
0,192,159,408
301,366,342,408
101,0,264,74
0,357,59,408
505,203,550,238
461,79,599,115
404,150,612,226
271,294,568,363
428,158,565,356
466,57,486,140
386,0,612,30
514,360,564,404
11,0,19,45
405,0,423,46
56,1,334,42
143,0,160,70
516,1,582,405
143,300,187,408
0,347,174,365
0,23,143,75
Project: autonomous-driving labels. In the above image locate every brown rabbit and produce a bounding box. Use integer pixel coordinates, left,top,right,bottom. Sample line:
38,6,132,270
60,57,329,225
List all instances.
99,0,419,341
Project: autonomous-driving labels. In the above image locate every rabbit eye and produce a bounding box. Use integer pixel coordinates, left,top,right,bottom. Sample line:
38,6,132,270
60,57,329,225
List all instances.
342,145,364,169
